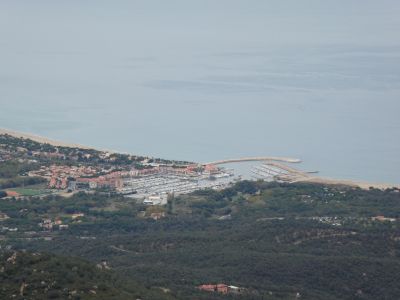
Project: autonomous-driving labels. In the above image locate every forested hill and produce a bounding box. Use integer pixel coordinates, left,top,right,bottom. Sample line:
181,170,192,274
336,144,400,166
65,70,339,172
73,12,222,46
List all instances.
1,175,400,299
0,250,175,300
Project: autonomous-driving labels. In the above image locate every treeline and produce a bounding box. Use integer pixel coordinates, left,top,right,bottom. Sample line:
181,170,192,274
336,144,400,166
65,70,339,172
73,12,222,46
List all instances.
0,160,46,190
0,134,192,167
0,176,46,190
0,160,40,178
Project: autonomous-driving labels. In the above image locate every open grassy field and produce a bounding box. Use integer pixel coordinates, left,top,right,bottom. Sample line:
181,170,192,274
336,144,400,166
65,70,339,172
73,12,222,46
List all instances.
8,187,50,197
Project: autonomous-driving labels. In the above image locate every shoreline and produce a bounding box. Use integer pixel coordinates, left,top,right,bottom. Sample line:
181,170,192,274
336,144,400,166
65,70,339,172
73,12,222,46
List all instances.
1,127,399,190
0,128,92,150
298,176,400,190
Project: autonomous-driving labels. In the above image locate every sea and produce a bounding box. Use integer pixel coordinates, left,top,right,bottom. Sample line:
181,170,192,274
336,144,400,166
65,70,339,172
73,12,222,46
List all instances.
1,1,400,183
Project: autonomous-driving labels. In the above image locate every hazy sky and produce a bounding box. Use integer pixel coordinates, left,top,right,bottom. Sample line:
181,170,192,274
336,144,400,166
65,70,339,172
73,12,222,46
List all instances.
1,1,400,182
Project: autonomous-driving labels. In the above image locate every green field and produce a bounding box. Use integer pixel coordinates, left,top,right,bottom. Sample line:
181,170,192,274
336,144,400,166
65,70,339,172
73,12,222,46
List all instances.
8,187,49,196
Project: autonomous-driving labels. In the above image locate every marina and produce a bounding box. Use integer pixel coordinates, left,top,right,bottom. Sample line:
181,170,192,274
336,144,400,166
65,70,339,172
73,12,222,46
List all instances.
121,169,237,203
251,161,310,183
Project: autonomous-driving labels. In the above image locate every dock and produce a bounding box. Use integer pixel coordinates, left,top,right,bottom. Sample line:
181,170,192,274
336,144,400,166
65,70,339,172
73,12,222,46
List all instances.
205,156,301,165
251,161,310,183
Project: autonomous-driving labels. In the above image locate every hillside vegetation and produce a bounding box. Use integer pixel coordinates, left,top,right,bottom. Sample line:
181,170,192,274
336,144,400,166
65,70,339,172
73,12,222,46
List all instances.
0,250,175,300
1,180,400,299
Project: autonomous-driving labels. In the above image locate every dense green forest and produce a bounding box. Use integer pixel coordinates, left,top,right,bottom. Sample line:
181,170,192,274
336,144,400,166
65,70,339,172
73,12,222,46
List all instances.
0,250,175,299
1,180,400,299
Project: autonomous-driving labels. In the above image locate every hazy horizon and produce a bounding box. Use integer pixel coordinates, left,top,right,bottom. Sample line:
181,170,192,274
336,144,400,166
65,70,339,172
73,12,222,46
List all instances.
1,0,400,183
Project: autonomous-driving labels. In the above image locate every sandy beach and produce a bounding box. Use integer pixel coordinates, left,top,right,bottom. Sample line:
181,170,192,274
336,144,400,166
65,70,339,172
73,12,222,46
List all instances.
299,176,400,190
0,128,92,149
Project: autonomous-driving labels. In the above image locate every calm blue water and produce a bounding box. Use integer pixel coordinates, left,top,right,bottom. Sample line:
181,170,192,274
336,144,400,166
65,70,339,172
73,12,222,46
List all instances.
1,1,400,183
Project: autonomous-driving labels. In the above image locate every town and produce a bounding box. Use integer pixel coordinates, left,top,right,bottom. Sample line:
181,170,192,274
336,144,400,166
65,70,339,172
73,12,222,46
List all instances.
0,134,238,205
1,133,400,300
33,162,236,202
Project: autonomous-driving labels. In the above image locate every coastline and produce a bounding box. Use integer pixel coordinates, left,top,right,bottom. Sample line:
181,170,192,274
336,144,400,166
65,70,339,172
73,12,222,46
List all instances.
1,127,399,190
298,176,400,190
0,128,93,150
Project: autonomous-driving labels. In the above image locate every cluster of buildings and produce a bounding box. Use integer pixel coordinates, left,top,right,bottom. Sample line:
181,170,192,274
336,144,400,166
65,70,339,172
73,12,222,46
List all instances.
31,164,131,191
1,135,239,199
131,163,221,177
0,151,12,162
0,211,16,232
34,164,99,177
49,177,69,189
30,165,101,188
1,134,236,199
38,213,84,231
312,216,342,226
198,284,243,294
1,226,18,232
371,215,396,222
33,162,231,196
38,218,66,230
150,212,166,220
309,215,398,227
0,212,10,221
30,150,67,160
74,172,125,190
143,195,168,206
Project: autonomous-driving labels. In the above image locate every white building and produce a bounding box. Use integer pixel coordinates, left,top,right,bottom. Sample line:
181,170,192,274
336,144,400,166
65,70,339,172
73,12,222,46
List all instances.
143,195,167,206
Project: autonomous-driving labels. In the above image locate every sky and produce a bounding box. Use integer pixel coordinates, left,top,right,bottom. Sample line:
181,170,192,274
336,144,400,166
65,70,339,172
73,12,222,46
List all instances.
1,0,400,183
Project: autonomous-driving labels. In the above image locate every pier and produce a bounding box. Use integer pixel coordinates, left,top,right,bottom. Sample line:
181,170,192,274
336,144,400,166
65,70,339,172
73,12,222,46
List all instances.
205,156,301,165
